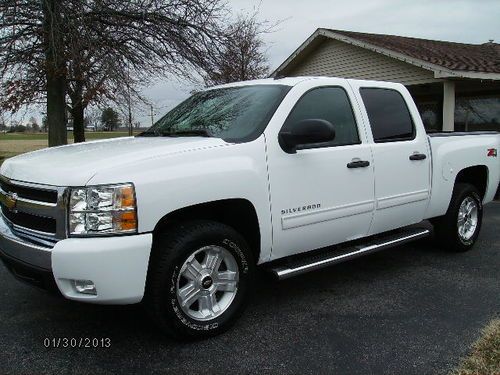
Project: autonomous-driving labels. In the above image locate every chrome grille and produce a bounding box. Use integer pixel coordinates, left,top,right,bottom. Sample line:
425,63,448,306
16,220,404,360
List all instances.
0,176,68,248
0,178,58,203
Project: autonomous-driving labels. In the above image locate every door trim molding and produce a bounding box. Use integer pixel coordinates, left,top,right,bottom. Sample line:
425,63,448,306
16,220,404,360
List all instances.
376,189,429,210
281,200,375,230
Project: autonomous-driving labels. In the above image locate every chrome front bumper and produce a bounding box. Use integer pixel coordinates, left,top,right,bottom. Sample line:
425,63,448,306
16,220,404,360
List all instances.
0,214,52,270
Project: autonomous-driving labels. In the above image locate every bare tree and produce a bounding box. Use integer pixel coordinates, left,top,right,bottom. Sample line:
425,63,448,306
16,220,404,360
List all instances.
200,11,272,86
41,115,48,132
83,107,100,131
28,116,40,132
0,0,67,143
43,0,67,146
1,0,234,146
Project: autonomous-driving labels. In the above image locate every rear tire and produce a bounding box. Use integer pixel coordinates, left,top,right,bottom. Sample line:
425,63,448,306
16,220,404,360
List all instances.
145,220,255,340
432,183,483,252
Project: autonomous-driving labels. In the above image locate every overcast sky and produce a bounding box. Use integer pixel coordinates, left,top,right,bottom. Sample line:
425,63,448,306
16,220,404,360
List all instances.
8,0,500,126
139,0,500,126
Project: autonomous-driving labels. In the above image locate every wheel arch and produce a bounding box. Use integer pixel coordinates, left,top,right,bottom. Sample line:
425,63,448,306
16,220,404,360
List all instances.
454,165,489,201
152,198,261,263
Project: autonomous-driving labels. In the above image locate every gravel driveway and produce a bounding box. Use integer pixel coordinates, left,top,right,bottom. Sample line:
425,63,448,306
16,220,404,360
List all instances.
1,203,499,375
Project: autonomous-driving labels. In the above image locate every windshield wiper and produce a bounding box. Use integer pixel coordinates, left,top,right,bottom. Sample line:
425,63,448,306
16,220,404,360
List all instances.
137,129,161,137
137,129,214,138
159,129,213,137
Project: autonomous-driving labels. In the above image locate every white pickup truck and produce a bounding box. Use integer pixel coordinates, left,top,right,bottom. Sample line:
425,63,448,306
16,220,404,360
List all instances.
1,77,499,339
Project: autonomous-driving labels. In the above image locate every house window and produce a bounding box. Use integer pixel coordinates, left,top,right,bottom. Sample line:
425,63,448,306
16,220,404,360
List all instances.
455,96,500,132
415,101,442,132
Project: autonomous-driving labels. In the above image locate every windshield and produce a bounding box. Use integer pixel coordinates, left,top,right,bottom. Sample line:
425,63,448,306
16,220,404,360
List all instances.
139,84,290,142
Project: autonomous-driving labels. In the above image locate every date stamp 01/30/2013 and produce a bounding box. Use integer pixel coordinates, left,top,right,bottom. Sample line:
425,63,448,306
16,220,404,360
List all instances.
43,337,112,349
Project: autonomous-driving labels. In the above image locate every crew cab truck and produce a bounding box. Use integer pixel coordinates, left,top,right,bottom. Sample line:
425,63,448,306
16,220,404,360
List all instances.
1,77,499,339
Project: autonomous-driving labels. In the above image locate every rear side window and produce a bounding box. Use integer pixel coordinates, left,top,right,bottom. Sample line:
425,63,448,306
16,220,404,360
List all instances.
283,87,360,147
360,88,415,142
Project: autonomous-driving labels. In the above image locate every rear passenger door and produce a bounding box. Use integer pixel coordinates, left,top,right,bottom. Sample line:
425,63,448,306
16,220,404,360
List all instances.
352,83,431,235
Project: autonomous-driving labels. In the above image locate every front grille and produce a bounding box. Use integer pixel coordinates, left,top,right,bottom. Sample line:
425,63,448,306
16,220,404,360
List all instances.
1,205,57,233
0,178,57,203
0,176,66,245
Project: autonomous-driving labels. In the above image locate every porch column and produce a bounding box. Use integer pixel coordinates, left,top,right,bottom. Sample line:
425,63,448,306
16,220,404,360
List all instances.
442,80,455,131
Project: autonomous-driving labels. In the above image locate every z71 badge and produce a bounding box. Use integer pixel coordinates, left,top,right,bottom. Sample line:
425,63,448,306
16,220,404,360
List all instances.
487,148,497,157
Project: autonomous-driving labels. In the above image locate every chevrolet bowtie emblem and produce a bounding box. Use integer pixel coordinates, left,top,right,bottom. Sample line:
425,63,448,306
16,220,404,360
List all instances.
4,192,18,212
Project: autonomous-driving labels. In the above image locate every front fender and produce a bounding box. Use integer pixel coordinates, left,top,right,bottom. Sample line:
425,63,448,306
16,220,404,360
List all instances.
87,136,273,262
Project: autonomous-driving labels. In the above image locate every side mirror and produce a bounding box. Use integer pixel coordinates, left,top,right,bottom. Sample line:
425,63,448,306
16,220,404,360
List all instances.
278,119,336,154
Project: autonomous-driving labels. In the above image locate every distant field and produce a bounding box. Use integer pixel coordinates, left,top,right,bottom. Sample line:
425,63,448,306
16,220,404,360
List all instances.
0,131,135,141
0,131,139,165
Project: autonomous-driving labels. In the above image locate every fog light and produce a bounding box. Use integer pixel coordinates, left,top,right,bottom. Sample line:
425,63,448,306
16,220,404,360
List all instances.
73,280,97,295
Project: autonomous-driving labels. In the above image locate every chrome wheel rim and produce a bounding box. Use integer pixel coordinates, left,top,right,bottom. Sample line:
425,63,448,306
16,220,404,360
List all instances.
176,245,239,321
457,196,478,242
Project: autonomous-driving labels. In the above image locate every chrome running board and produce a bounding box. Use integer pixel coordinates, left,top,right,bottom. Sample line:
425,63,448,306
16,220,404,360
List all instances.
271,228,430,280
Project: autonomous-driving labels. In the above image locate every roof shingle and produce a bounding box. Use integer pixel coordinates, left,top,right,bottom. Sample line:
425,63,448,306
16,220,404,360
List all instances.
327,29,500,74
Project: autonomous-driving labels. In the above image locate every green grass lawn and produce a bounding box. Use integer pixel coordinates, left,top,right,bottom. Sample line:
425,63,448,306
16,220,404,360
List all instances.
0,131,135,141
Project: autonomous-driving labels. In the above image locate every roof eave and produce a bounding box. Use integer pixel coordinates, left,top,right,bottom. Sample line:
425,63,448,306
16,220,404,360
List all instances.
270,29,325,78
434,71,500,80
272,28,500,81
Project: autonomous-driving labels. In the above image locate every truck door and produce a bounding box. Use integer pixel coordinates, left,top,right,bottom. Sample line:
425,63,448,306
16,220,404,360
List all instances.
353,83,431,235
266,84,375,260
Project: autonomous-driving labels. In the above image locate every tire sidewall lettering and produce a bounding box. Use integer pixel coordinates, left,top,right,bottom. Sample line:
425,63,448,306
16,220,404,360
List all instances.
222,238,249,274
167,236,247,331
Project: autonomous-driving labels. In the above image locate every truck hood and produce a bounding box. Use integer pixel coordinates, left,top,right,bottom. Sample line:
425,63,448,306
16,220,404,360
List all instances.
1,136,229,186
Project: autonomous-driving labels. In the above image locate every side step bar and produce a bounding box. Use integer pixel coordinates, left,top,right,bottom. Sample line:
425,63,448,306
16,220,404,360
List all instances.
270,228,430,280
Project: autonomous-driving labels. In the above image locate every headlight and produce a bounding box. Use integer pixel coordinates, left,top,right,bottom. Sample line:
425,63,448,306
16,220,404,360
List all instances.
68,183,137,236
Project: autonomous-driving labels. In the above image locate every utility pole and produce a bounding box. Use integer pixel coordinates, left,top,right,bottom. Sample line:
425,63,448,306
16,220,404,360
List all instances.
150,104,154,127
128,99,133,136
127,64,133,136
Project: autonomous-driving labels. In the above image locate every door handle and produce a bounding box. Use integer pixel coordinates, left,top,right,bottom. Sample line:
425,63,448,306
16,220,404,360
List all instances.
347,160,370,168
409,153,427,161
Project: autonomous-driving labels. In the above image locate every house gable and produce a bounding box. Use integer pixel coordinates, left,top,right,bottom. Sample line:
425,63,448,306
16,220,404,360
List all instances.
286,38,439,86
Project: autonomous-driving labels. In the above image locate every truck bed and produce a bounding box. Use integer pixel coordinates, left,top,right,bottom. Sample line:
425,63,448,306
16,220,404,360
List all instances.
424,131,500,219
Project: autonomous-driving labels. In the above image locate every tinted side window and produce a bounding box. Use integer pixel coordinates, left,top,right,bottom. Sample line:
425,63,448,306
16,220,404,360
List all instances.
283,87,360,147
360,88,415,142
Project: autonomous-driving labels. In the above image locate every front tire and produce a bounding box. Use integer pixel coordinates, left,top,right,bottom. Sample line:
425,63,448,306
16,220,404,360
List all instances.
145,220,255,340
433,183,483,252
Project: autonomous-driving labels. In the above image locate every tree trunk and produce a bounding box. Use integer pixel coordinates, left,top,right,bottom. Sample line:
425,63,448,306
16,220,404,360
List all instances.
70,80,86,143
42,0,67,147
46,73,67,147
71,103,85,143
